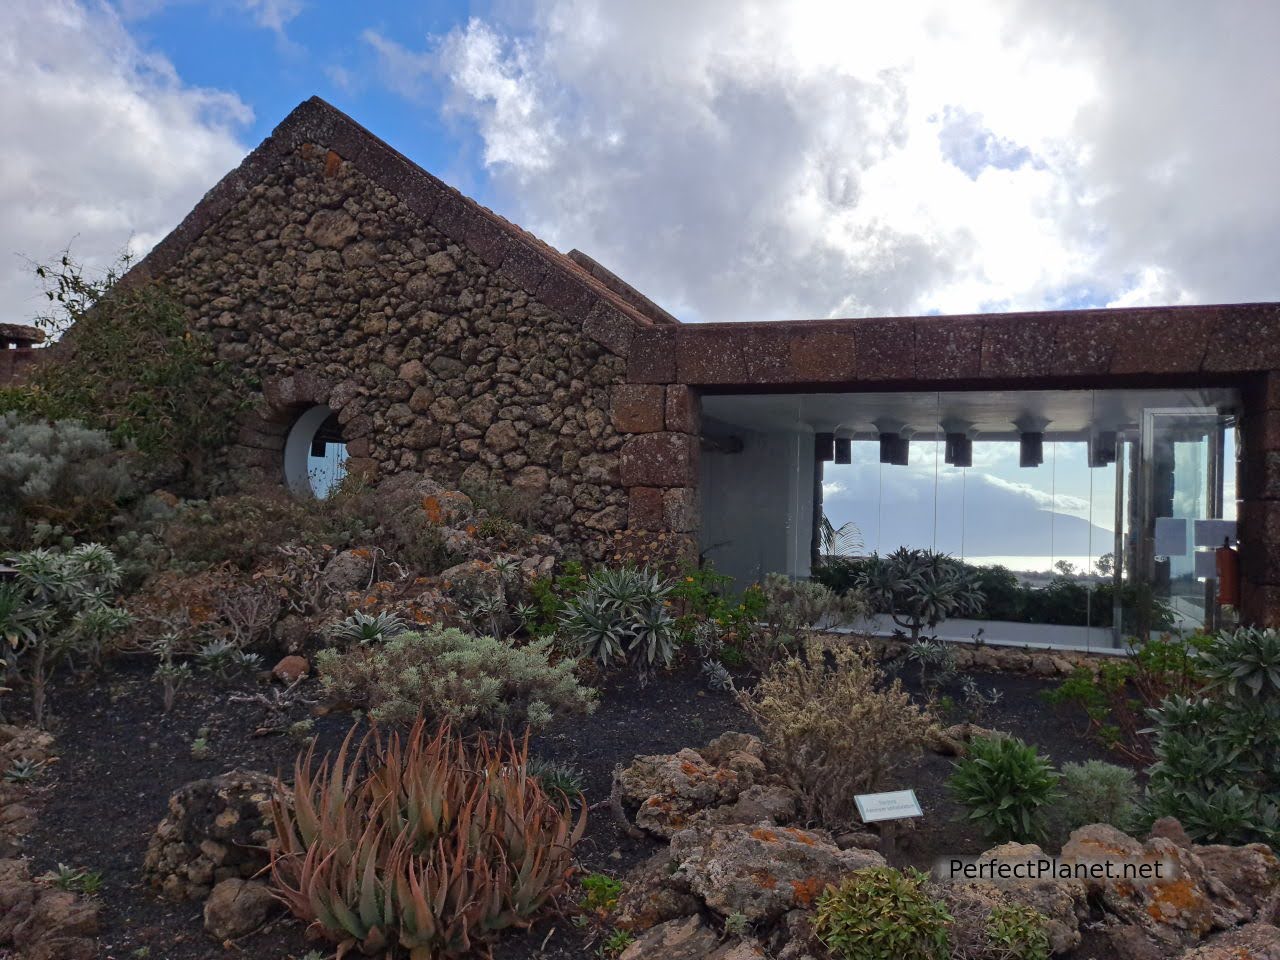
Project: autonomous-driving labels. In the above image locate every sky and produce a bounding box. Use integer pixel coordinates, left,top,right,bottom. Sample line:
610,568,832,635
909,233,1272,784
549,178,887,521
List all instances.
2,0,1270,560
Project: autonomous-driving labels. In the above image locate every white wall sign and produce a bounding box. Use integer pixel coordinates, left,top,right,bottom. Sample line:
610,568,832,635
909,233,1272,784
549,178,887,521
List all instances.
855,789,923,823
1193,519,1237,548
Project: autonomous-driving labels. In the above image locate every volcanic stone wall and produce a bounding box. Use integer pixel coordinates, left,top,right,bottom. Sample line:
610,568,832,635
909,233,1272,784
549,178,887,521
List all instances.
162,143,631,558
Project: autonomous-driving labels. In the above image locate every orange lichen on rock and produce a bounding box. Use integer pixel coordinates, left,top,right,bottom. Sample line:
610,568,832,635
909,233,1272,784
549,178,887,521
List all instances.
421,495,444,524
1146,876,1212,934
751,870,777,890
784,828,817,846
750,828,779,843
791,877,825,907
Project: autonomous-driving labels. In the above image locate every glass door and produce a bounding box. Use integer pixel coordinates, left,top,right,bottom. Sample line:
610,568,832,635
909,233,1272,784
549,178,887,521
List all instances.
1137,408,1232,638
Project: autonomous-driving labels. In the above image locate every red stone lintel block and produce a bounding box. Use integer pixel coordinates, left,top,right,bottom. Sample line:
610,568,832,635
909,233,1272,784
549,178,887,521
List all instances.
979,316,1057,380
619,432,699,488
1204,304,1280,372
858,317,917,381
788,329,857,384
914,317,982,381
1110,311,1210,375
676,325,746,384
1049,314,1118,377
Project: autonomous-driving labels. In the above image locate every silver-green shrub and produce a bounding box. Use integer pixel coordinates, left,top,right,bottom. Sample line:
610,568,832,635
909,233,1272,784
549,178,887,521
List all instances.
1052,760,1138,841
760,572,866,636
0,414,135,546
315,626,597,731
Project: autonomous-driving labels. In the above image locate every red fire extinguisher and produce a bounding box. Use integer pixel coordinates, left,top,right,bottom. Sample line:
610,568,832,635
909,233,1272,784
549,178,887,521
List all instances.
1216,540,1240,608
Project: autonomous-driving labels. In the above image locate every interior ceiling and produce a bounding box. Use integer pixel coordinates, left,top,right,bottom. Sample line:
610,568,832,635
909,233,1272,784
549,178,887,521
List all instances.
701,388,1240,441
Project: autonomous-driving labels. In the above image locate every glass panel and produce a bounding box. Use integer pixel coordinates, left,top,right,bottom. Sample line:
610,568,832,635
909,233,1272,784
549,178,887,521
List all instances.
1139,406,1233,637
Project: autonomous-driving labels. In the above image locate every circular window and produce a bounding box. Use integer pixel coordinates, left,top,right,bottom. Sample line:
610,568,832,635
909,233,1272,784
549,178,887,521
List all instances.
283,405,348,498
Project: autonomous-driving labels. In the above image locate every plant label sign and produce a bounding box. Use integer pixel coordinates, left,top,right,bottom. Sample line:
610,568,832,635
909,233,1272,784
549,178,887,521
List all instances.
855,789,923,823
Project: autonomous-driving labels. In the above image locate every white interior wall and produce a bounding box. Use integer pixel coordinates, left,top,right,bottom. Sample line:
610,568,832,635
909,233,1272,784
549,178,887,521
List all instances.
699,425,814,589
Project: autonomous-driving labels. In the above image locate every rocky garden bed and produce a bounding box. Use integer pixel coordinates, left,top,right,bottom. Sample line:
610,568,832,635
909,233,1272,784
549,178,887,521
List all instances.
10,650,1272,960
0,400,1276,960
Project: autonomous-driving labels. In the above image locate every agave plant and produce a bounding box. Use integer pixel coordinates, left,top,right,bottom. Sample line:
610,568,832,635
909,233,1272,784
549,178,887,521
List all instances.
327,609,409,646
856,547,984,641
270,719,586,958
558,566,677,680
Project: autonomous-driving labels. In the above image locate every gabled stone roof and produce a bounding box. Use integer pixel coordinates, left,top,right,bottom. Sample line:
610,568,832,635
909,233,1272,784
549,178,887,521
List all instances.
0,323,44,346
121,96,672,358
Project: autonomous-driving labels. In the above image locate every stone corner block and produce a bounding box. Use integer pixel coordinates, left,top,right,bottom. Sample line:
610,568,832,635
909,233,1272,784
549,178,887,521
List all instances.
620,432,699,488
611,384,666,434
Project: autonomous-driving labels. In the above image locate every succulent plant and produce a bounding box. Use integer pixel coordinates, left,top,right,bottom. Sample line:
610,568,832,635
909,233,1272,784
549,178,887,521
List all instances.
270,719,586,958
558,566,677,679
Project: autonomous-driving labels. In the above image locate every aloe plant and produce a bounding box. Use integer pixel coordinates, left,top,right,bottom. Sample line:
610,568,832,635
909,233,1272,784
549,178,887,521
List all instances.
270,719,586,958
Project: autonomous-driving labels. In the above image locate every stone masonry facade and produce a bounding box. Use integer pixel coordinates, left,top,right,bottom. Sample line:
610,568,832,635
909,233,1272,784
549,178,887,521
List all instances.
113,98,692,565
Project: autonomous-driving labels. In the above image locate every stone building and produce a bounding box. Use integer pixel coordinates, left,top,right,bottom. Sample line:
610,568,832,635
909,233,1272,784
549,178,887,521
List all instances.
0,323,44,385
19,97,1280,634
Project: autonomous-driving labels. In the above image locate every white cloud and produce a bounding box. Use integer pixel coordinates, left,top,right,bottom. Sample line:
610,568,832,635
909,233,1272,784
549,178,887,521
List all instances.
371,0,1280,323
117,0,304,35
0,0,250,325
980,473,1092,523
239,0,303,35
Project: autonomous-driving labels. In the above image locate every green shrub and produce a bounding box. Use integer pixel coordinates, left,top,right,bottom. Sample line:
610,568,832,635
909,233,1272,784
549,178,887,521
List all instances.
529,756,585,799
1,255,251,479
579,872,622,913
0,414,138,548
1042,632,1210,762
525,560,587,637
941,890,1053,960
739,640,935,827
903,638,958,693
947,736,1061,843
814,867,951,960
558,566,677,678
1052,760,1138,840
315,626,597,731
1143,626,1280,846
985,902,1052,960
1,544,131,727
